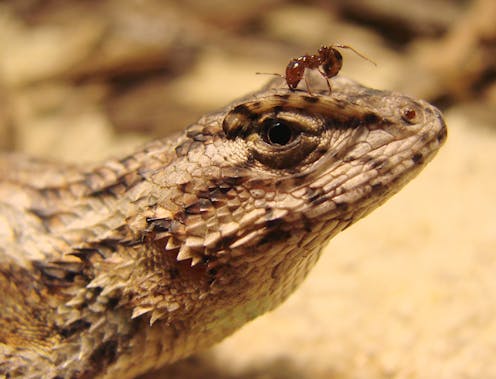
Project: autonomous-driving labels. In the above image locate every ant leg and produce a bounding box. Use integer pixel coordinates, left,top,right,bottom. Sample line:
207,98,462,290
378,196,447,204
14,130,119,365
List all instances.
324,77,332,94
333,44,377,66
303,75,314,95
317,68,332,93
256,72,295,91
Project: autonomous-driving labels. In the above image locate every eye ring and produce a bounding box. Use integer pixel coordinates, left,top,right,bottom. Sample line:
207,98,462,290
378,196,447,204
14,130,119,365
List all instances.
262,118,296,146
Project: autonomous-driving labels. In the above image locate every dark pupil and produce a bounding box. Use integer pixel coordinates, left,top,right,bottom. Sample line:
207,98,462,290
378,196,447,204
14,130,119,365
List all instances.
265,120,293,145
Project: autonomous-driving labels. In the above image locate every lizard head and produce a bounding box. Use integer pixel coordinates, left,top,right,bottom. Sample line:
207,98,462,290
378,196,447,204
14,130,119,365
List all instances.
132,75,446,346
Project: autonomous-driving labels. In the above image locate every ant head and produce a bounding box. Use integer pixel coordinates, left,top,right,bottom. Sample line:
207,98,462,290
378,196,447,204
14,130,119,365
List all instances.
318,46,342,62
317,47,343,78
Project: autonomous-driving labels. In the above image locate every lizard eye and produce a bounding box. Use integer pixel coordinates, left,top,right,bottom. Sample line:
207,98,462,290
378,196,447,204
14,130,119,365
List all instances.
262,118,296,146
222,104,326,170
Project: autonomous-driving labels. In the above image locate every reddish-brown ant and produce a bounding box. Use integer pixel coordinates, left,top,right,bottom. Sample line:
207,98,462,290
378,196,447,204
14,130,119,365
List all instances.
258,44,376,94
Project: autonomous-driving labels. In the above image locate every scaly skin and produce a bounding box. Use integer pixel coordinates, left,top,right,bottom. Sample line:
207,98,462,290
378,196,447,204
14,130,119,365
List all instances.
0,75,447,378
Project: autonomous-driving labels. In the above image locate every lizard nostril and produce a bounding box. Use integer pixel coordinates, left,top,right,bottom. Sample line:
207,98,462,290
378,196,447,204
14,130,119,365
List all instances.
402,108,417,122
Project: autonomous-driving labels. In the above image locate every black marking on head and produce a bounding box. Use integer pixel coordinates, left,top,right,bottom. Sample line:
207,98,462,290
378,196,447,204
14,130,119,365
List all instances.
276,94,291,100
305,187,325,204
301,214,313,232
371,159,385,169
303,96,319,103
437,126,447,143
273,105,283,114
259,229,291,245
232,104,259,121
316,146,328,155
371,182,386,193
349,117,362,128
411,152,424,165
336,202,349,212
364,113,380,124
311,196,327,206
328,116,362,130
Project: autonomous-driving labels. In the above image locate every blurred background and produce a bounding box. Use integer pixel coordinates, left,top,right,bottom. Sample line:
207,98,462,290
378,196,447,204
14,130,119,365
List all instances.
0,0,495,378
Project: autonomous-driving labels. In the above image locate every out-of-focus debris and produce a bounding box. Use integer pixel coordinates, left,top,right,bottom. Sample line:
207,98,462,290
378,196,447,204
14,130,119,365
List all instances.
410,0,496,102
325,0,464,43
0,2,201,86
168,0,284,31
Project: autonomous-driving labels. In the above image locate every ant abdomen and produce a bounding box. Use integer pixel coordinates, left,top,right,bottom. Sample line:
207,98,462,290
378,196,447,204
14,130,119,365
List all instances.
285,60,305,89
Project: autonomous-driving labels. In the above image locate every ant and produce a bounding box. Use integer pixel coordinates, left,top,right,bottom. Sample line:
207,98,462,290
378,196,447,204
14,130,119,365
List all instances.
258,44,376,94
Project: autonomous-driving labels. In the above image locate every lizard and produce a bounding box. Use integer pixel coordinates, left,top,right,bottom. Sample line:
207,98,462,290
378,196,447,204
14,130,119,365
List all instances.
0,73,447,378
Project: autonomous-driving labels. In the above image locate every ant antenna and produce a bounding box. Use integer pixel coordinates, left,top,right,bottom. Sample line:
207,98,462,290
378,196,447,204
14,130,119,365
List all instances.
333,44,377,66
255,72,285,78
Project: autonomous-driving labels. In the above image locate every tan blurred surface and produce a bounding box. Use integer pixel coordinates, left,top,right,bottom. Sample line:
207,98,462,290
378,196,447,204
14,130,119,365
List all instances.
0,1,495,378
